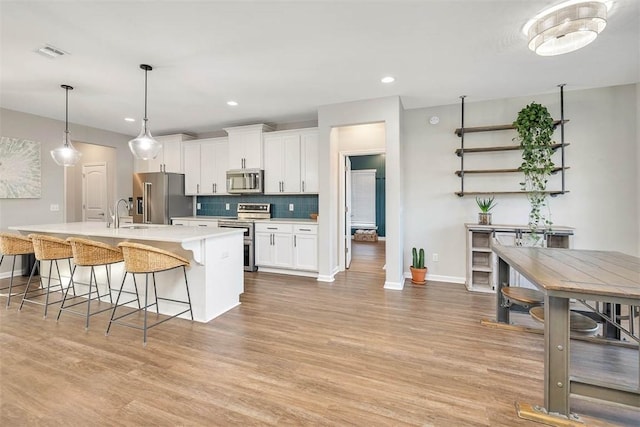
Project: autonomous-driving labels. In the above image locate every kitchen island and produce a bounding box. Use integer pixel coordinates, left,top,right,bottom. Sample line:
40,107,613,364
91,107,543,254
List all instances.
9,222,245,323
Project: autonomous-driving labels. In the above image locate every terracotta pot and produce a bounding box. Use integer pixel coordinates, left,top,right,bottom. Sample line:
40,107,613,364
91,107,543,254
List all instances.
478,212,492,225
410,266,427,285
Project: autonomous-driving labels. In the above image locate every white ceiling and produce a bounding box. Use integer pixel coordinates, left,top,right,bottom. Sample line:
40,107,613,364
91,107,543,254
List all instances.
1,0,638,137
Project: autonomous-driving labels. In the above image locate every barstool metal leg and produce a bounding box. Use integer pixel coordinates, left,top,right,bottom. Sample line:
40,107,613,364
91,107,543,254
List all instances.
105,265,114,304
143,273,149,345
132,275,141,309
152,272,159,315
183,266,193,321
57,265,77,321
19,260,39,311
6,256,17,308
106,272,128,336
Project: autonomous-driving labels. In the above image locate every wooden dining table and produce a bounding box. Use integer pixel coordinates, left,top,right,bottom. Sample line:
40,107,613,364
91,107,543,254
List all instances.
491,243,640,421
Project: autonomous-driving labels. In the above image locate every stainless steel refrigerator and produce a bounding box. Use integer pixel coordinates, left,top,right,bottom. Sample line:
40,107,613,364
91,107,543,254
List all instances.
133,172,193,224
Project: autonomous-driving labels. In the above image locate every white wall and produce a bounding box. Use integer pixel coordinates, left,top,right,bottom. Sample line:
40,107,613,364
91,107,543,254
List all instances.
402,84,639,283
0,108,133,276
337,122,386,150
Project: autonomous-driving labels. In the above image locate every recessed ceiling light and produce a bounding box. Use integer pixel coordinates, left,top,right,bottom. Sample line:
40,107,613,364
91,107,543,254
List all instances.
124,117,135,122
381,76,395,84
227,101,239,106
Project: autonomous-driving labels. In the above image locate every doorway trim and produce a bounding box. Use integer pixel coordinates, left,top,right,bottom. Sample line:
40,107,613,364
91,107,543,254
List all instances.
339,148,385,272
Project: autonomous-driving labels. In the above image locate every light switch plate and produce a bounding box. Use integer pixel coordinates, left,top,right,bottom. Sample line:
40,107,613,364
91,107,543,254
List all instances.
289,204,294,211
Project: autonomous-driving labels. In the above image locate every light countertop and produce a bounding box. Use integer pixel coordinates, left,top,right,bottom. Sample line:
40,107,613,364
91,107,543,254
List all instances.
254,218,317,224
172,216,317,225
172,216,237,221
10,222,244,243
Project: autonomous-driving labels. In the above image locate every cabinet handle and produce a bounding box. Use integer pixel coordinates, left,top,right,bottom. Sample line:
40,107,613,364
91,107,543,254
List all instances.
299,228,311,231
270,234,274,245
197,183,200,194
294,235,297,247
267,227,277,230
302,181,305,192
213,183,216,193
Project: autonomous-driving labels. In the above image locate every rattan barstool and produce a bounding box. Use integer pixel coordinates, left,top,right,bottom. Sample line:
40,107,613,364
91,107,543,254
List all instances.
0,232,35,308
19,234,75,318
107,242,193,344
58,237,132,329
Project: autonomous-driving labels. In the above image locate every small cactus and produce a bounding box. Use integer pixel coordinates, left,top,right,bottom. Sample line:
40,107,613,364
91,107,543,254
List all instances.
412,247,425,269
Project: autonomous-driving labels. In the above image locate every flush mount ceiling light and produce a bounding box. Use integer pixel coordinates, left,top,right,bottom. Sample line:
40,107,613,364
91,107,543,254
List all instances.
124,117,135,122
525,1,607,56
227,100,239,106
50,84,81,167
128,64,162,160
381,76,395,83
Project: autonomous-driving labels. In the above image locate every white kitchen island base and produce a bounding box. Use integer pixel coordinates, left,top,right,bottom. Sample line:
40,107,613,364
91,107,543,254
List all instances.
10,222,244,323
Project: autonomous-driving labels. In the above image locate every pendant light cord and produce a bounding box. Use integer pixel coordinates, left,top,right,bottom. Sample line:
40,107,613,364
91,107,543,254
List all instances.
144,66,148,121
65,86,69,134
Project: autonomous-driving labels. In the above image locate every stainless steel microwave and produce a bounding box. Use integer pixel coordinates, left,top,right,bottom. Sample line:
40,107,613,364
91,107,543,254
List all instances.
226,169,264,194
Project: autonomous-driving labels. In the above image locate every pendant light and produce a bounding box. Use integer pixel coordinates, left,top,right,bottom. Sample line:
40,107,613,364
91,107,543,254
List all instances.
50,84,81,166
128,64,162,160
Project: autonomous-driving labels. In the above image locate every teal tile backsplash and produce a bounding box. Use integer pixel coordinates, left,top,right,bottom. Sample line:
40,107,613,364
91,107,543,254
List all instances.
197,194,318,219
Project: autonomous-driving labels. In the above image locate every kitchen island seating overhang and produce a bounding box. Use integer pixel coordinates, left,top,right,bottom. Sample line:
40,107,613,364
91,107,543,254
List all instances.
9,222,244,323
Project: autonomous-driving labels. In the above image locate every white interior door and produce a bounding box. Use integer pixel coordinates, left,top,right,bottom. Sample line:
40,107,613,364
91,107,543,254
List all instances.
345,156,352,268
82,162,108,222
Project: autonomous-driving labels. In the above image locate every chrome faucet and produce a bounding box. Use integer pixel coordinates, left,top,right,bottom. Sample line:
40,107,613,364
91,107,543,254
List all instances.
113,198,130,229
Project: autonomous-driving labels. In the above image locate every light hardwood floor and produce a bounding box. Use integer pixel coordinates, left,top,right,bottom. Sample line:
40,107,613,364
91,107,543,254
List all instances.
1,248,638,426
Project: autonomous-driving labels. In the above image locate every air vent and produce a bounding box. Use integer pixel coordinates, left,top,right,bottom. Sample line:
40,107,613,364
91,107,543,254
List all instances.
36,44,68,58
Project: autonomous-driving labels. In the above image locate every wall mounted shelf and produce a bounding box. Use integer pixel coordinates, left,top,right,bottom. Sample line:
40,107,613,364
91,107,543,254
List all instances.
454,120,569,137
455,85,569,197
455,190,570,197
455,166,569,176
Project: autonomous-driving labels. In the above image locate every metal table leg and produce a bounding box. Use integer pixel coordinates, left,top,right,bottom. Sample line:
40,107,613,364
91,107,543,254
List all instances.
545,295,571,416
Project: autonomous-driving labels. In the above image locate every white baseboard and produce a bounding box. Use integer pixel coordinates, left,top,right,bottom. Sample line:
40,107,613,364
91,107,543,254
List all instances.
383,280,404,290
256,267,317,278
403,272,465,284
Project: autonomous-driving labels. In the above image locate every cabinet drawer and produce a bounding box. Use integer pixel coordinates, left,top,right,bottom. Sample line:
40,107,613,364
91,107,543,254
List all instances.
190,220,218,227
294,224,317,235
255,223,293,233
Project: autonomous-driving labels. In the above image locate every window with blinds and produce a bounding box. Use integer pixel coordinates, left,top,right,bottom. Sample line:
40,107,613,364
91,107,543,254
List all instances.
350,169,376,227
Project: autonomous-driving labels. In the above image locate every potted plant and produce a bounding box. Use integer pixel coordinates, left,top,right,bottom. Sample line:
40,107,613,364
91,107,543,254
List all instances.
513,102,555,240
476,196,496,225
410,247,427,285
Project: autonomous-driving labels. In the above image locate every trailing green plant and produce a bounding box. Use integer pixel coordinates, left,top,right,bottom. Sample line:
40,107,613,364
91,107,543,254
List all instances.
412,247,425,269
476,196,497,213
513,102,555,236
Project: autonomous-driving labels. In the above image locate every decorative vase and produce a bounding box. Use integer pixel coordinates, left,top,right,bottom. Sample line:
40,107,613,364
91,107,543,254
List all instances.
478,212,492,225
410,266,427,285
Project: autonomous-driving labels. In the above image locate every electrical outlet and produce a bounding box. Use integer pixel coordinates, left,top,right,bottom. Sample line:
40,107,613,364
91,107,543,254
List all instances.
225,203,230,210
289,203,294,211
196,203,202,210
432,253,439,262
50,204,59,212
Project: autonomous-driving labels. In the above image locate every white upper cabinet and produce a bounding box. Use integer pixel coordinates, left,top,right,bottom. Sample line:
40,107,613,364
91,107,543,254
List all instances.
300,130,319,193
263,128,318,195
224,124,274,170
264,133,301,194
134,133,195,173
183,137,229,195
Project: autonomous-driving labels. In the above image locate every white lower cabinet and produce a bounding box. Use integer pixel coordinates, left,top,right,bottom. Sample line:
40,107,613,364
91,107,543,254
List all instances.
255,223,293,268
293,224,318,271
255,222,318,274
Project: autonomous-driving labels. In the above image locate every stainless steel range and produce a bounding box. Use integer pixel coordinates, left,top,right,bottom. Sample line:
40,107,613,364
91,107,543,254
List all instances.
218,203,271,272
